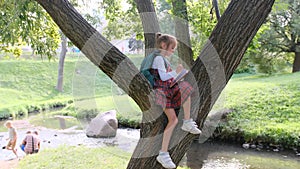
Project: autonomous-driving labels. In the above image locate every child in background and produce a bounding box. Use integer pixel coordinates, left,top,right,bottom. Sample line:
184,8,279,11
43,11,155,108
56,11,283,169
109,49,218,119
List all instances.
33,130,41,151
150,33,201,168
22,130,40,154
20,130,31,152
4,120,18,159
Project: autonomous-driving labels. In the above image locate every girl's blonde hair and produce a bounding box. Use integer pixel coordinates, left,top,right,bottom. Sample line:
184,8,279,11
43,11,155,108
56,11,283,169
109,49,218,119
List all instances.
155,32,177,50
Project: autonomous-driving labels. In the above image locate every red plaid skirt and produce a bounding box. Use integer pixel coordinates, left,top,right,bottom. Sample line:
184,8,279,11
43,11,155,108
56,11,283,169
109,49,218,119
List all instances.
150,69,193,109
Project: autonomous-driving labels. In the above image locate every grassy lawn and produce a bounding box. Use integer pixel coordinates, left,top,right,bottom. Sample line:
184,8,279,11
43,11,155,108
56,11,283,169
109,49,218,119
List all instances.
17,146,131,169
220,73,300,147
17,146,189,169
1,56,300,148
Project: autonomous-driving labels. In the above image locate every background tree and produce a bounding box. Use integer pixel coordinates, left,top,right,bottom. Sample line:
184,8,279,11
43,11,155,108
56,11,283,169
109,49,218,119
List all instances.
0,0,105,92
187,0,230,59
0,0,60,58
55,0,105,92
55,32,67,92
237,0,299,74
171,0,194,67
35,0,275,168
212,0,221,20
259,0,300,73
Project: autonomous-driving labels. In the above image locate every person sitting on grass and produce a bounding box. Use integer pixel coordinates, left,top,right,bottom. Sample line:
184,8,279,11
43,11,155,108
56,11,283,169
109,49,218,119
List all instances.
22,130,40,155
20,130,31,152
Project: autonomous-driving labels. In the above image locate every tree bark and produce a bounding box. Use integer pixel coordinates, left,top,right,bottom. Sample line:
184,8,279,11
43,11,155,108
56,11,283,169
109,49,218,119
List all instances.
172,0,194,67
135,0,160,56
55,33,67,92
292,51,300,72
35,0,275,169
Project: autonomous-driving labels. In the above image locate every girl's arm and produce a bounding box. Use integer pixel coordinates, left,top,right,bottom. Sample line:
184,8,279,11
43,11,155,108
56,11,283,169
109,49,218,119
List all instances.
152,56,177,81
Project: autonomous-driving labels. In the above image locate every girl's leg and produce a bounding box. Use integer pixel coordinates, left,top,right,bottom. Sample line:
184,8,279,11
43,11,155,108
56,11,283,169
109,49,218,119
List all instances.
181,96,201,134
161,108,178,152
6,141,12,150
182,96,191,120
157,108,177,168
12,148,18,158
11,142,18,158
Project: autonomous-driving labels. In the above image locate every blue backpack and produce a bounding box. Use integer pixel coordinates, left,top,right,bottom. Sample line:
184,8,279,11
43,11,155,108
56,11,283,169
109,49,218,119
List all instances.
140,50,167,87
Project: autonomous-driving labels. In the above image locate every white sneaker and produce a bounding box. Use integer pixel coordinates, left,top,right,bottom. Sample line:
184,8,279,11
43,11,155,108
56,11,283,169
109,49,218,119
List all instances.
156,152,176,168
181,119,202,134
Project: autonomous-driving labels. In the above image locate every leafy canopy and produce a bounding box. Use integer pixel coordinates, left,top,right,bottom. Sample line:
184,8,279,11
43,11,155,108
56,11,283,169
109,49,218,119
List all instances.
0,0,60,58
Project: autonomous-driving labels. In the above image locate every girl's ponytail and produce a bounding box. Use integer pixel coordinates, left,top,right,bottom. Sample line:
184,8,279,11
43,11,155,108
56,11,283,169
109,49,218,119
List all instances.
155,32,177,50
155,32,162,40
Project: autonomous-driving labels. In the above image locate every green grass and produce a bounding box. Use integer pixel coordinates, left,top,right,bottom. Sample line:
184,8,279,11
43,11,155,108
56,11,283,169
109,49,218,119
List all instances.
17,146,190,169
17,146,131,169
0,56,114,119
219,72,300,147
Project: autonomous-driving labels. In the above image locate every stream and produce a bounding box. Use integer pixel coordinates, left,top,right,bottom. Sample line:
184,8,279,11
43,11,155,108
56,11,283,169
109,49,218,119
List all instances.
0,114,299,169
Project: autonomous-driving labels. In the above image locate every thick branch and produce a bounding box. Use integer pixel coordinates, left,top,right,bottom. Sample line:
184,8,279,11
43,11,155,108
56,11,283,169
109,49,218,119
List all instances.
135,0,160,56
172,0,194,67
35,0,153,112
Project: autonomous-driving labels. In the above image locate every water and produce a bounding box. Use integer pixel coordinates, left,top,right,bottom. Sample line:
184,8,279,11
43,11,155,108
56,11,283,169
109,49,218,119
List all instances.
1,114,299,168
187,140,300,169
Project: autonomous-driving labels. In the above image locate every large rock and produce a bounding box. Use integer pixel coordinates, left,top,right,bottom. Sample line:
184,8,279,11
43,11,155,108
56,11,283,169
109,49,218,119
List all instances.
86,110,118,138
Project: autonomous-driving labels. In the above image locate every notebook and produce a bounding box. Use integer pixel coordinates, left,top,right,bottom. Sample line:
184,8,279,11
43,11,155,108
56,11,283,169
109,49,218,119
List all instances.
170,69,189,88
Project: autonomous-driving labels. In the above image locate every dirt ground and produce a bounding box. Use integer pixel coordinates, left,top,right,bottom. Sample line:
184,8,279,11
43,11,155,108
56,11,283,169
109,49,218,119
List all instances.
0,159,19,169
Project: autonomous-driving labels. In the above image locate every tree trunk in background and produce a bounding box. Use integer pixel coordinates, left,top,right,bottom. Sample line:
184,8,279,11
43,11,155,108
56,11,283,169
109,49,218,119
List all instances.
172,0,194,67
55,33,67,92
292,52,300,72
213,0,221,20
35,0,275,169
135,0,160,56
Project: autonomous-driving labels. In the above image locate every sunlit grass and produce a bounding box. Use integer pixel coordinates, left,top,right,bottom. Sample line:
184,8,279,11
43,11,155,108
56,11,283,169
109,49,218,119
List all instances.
220,72,300,147
17,145,190,169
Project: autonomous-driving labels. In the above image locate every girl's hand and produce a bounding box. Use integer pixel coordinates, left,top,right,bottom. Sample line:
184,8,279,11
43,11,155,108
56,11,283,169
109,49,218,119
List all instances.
176,64,183,74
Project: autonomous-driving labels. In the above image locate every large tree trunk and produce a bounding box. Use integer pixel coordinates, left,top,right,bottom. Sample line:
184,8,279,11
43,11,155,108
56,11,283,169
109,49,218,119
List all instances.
135,0,160,56
128,0,275,168
292,51,300,72
35,0,274,169
172,0,194,67
55,33,67,92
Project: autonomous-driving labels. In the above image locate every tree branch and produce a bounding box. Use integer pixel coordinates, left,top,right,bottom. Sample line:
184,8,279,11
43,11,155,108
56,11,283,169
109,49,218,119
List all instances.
35,0,154,112
212,0,221,20
172,0,193,67
135,0,160,56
